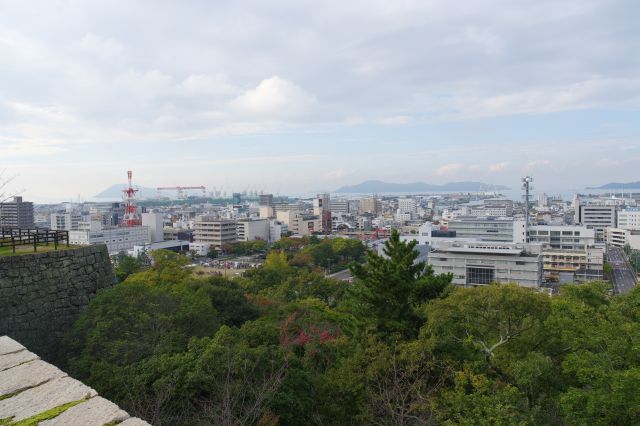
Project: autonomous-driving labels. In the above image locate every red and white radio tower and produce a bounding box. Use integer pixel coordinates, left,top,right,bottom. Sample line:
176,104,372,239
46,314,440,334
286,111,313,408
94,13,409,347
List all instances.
120,170,142,227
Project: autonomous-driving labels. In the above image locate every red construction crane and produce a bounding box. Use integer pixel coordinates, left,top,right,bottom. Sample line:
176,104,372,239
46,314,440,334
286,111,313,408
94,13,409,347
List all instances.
156,186,206,199
121,170,142,227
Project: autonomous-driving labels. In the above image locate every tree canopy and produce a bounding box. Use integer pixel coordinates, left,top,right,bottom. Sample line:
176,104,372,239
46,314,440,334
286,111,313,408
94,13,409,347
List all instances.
58,244,640,426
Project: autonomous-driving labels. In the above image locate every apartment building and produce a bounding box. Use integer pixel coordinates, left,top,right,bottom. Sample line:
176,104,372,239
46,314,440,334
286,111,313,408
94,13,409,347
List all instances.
542,247,604,283
0,196,34,228
50,213,82,231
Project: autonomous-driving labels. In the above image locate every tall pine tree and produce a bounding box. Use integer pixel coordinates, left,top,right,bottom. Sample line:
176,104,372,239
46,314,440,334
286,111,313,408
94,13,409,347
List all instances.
349,229,451,338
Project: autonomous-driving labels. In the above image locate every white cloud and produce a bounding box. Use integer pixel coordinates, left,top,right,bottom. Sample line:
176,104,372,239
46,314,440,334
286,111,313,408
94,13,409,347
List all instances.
74,33,125,61
526,159,552,168
488,161,510,172
230,76,316,119
178,74,238,97
379,115,412,125
323,169,347,180
434,163,464,176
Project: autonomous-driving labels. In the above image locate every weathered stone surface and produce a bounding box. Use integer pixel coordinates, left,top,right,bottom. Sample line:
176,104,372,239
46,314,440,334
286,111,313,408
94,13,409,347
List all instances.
0,359,66,396
0,376,97,421
0,337,150,425
0,245,116,360
39,396,130,426
120,418,153,425
0,348,38,372
0,336,25,355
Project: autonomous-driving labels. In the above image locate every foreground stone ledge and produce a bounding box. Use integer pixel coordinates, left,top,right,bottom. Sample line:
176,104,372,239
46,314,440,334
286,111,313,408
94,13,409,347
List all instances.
0,336,150,425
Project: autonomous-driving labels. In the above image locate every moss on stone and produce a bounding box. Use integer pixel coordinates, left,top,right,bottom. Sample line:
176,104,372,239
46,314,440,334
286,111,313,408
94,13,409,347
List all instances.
4,397,87,426
0,391,19,401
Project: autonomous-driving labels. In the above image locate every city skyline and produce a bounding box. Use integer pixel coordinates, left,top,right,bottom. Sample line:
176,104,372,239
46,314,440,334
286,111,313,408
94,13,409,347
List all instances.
1,0,639,201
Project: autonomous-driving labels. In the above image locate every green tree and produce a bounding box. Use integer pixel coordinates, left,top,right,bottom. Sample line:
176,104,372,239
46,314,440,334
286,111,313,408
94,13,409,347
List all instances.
349,229,451,338
113,251,144,282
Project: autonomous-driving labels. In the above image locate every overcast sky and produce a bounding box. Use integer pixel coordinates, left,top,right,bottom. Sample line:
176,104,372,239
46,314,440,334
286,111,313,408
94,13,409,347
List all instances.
1,0,639,201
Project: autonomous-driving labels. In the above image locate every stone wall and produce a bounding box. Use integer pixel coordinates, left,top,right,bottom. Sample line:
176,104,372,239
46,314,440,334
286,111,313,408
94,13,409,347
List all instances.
0,245,116,360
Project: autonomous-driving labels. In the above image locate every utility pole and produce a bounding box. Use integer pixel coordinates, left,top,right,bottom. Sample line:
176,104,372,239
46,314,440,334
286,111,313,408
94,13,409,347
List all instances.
522,176,534,243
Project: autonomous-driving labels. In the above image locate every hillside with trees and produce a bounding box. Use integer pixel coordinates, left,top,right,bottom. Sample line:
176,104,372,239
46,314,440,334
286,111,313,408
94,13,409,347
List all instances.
59,232,640,425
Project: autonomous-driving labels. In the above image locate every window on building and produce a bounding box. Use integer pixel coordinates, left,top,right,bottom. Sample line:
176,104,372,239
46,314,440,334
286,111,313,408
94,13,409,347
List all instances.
466,267,495,285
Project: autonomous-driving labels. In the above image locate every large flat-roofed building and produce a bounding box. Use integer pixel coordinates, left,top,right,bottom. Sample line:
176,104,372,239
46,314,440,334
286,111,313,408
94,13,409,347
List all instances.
446,217,526,243
0,196,34,228
617,208,640,231
528,225,595,250
469,199,514,217
69,226,150,254
575,204,617,243
237,218,270,242
194,216,237,248
429,241,543,288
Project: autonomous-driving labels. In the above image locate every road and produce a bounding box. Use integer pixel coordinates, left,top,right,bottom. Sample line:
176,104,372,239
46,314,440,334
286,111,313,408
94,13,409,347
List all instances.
608,247,638,294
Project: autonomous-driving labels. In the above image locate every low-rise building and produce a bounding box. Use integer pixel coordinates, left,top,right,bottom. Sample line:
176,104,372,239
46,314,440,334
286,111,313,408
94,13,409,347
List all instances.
69,226,150,254
528,225,595,250
606,227,640,250
446,217,526,243
429,241,543,288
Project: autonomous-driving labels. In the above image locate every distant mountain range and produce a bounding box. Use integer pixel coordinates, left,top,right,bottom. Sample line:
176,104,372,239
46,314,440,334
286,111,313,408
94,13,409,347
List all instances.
586,182,640,190
335,180,510,193
95,184,158,199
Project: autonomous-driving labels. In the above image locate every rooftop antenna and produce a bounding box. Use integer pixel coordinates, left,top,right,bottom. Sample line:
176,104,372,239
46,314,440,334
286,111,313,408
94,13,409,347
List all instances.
522,176,533,242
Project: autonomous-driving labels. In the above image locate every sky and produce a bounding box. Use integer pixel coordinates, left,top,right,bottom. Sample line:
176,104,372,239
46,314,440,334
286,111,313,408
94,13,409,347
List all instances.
1,0,639,202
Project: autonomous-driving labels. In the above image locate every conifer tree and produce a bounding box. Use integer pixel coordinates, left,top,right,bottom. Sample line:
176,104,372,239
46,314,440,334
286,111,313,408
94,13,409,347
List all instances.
350,229,451,338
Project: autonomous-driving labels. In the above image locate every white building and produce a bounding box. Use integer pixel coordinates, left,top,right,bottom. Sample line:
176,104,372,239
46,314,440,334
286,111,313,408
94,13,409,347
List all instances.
575,204,617,243
237,218,270,242
617,208,640,231
528,225,595,250
429,241,543,288
398,198,417,215
469,199,514,217
606,227,640,250
542,247,604,283
142,212,164,243
447,217,526,243
130,240,190,257
69,226,150,254
269,220,286,243
328,199,349,214
189,242,212,257
194,216,237,248
50,213,82,231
